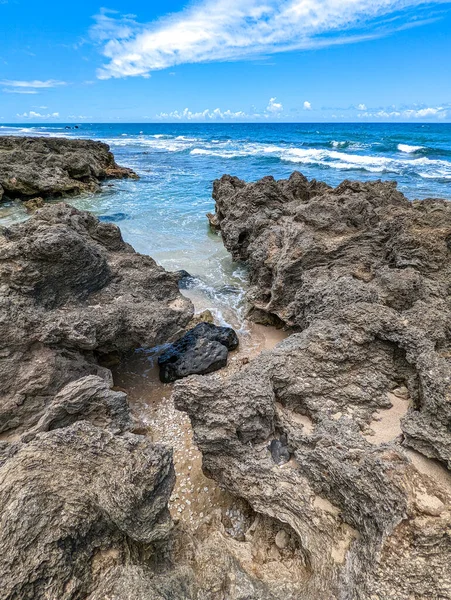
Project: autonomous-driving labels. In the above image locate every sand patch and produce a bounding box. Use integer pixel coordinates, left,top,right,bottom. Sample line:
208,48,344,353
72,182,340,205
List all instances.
364,390,411,445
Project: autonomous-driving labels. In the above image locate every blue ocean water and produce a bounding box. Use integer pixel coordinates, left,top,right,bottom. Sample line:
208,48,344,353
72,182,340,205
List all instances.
1,122,451,325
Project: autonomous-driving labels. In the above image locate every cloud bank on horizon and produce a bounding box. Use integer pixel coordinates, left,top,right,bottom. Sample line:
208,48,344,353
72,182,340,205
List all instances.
93,0,449,79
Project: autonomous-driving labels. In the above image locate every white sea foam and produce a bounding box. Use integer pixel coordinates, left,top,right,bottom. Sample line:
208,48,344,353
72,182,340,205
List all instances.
398,143,424,153
44,130,448,182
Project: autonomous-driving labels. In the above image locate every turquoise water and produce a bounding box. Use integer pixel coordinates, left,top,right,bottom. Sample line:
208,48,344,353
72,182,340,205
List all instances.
2,122,451,326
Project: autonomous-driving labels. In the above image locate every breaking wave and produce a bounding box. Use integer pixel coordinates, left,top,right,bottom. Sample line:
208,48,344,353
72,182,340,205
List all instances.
397,143,425,154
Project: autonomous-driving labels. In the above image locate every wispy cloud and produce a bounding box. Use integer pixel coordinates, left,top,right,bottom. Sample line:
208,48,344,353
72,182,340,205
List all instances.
17,111,60,119
2,88,38,94
1,79,67,88
92,1,450,79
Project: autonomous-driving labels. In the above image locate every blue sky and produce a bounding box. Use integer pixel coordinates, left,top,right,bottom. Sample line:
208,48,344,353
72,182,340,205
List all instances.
1,0,451,123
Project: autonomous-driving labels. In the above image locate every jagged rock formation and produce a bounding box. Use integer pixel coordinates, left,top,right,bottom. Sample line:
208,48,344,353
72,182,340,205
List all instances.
174,172,451,599
0,204,194,599
0,136,138,203
0,202,193,436
0,422,175,600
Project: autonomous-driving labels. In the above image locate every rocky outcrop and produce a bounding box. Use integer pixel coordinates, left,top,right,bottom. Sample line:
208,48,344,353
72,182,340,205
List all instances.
0,136,138,203
0,202,196,600
158,322,239,383
0,202,193,436
174,172,451,599
0,422,175,600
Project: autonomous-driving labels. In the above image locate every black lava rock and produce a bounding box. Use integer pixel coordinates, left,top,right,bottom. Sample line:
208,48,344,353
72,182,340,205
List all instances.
175,269,196,289
158,322,239,383
269,438,290,465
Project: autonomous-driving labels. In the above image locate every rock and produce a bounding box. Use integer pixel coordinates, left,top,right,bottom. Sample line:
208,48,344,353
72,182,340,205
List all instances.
275,529,290,550
23,196,44,212
0,202,193,436
158,322,238,383
0,136,138,203
209,172,451,467
175,269,196,289
0,422,175,600
174,172,451,598
206,211,220,231
20,375,135,442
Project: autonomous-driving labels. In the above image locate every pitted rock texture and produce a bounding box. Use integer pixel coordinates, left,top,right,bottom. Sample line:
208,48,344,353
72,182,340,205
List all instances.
0,136,138,203
0,422,175,600
0,202,198,600
0,202,193,436
173,172,451,598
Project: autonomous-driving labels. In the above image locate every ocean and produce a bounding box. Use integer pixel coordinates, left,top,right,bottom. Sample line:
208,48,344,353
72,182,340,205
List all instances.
1,122,451,328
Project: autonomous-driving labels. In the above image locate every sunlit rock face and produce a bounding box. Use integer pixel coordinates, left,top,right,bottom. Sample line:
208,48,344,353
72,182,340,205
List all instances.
0,136,138,203
174,172,451,599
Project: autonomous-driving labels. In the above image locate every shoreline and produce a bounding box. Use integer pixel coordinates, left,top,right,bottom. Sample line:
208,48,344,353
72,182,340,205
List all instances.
1,137,451,599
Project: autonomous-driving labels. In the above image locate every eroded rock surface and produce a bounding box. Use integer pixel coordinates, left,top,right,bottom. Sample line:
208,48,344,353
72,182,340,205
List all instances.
0,136,137,203
0,202,193,436
0,422,175,600
0,202,196,600
174,172,451,598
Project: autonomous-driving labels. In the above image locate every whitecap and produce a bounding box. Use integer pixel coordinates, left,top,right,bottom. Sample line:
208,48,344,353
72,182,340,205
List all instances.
398,143,424,153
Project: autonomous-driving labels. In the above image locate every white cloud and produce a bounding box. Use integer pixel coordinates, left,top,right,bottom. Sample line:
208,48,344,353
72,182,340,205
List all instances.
303,101,312,110
267,97,283,113
357,103,367,110
156,97,291,121
1,79,66,88
358,105,448,119
2,88,38,94
17,111,60,119
156,107,249,121
92,1,449,79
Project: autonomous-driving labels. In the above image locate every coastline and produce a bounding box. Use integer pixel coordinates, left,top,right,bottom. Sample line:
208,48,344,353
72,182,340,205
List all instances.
1,134,451,599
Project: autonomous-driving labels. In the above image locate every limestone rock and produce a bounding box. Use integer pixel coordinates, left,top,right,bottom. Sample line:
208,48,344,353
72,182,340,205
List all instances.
0,203,193,436
0,422,175,600
0,136,138,203
173,172,451,598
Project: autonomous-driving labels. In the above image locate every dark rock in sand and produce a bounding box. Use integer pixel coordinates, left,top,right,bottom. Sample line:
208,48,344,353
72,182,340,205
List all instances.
0,136,138,203
158,322,238,383
174,172,451,599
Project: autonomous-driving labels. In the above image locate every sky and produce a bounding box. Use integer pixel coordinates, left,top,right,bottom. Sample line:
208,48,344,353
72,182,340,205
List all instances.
1,0,451,123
